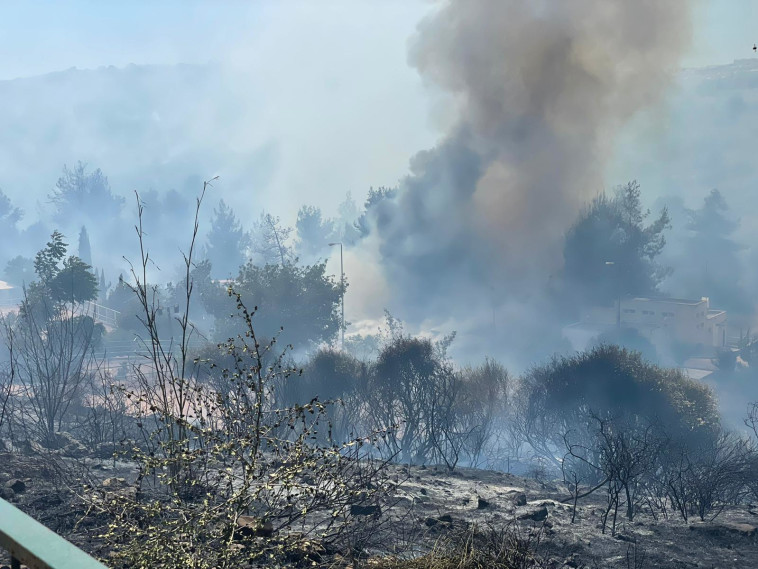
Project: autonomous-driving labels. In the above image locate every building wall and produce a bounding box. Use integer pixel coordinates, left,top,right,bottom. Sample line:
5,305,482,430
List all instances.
578,297,727,349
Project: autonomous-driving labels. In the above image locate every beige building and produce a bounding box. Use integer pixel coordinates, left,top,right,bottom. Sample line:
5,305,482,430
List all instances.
564,296,727,352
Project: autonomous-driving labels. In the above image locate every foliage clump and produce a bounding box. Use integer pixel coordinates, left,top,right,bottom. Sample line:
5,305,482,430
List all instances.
563,181,670,307
84,187,394,569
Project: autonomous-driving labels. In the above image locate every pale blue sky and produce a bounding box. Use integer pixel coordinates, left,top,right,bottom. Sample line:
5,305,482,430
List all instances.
0,1,439,221
0,0,752,219
1,1,754,80
685,0,758,67
0,0,753,206
0,1,265,79
0,1,755,335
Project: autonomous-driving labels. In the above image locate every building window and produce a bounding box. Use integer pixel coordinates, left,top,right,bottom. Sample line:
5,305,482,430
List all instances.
662,311,674,317
623,309,636,314
642,310,655,315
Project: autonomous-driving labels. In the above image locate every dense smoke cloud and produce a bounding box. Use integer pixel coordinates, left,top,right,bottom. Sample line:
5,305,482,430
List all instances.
372,0,693,332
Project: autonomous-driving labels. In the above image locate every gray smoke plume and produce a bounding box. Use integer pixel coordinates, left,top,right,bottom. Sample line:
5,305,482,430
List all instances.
371,0,693,357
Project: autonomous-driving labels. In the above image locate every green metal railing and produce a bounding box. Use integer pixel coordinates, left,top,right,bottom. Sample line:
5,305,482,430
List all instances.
0,498,108,569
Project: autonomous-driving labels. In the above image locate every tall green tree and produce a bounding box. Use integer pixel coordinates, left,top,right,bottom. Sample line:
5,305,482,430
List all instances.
0,189,22,268
250,212,293,266
3,256,34,287
78,225,92,266
294,205,334,263
213,261,342,349
99,268,109,302
49,162,124,223
355,186,396,238
563,181,670,307
52,256,99,304
34,230,68,285
31,231,98,305
682,189,749,314
336,192,361,244
204,199,249,278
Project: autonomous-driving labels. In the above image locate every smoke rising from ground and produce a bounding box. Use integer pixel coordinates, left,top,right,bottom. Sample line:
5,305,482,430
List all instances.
371,1,693,335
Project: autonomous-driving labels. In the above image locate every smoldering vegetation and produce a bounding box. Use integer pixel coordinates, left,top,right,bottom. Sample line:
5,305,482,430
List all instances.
1,179,758,568
4,0,758,567
366,0,692,357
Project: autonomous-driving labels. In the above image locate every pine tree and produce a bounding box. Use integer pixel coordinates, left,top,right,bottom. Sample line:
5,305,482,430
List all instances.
99,268,108,302
78,225,92,266
251,212,293,266
294,205,334,264
49,162,124,223
684,189,750,314
205,199,249,279
563,181,670,307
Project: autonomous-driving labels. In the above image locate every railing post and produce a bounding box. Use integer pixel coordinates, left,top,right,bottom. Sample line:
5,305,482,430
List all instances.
0,497,109,568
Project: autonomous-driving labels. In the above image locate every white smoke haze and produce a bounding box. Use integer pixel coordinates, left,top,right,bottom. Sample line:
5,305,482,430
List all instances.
9,0,758,372
351,0,695,365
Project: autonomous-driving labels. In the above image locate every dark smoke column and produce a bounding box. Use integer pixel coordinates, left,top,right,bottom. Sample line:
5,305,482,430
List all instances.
372,0,693,327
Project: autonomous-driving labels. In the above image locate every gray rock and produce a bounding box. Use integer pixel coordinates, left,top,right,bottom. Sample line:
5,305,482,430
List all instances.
518,505,548,522
510,491,527,506
350,504,382,516
689,522,758,538
5,479,26,493
425,513,454,527
94,442,118,459
476,495,491,509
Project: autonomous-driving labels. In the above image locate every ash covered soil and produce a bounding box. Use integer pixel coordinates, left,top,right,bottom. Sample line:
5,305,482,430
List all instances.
2,452,758,568
389,464,758,568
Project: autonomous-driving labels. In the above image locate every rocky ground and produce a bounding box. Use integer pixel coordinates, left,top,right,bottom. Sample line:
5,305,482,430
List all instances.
1,452,758,568
384,464,758,568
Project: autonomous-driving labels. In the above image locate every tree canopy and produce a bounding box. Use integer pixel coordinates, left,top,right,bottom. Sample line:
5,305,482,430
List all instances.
205,199,249,279
78,225,92,266
294,205,334,264
212,260,342,349
515,344,720,465
355,186,397,237
0,189,23,268
3,256,35,287
250,213,293,266
49,162,124,223
683,189,749,314
31,231,98,305
563,181,670,307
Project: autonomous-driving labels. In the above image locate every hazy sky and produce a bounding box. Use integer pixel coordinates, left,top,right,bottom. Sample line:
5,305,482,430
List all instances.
0,0,755,225
0,0,753,221
0,2,440,220
1,1,755,80
1,0,756,358
685,0,758,67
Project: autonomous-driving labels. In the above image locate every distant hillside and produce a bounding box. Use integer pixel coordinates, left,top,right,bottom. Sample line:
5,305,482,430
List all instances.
4,58,758,223
5,59,758,281
613,58,758,237
0,63,275,220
